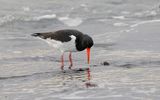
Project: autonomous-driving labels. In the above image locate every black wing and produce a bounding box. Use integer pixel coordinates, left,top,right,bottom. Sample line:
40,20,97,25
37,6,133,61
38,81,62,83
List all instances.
31,29,83,42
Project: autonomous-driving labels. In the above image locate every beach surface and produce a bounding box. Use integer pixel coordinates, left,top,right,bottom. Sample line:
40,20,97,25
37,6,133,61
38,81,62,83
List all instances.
0,0,160,99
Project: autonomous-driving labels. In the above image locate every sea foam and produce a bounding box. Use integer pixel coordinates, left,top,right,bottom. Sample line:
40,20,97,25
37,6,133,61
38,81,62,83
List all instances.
131,19,160,27
33,14,57,21
0,15,15,25
113,22,128,26
58,16,82,27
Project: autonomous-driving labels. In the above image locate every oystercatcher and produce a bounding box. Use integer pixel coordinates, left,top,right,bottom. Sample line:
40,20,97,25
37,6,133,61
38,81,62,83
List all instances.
31,29,94,71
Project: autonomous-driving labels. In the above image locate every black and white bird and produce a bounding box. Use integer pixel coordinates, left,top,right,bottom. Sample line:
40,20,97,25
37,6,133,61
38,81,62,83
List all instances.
31,29,94,71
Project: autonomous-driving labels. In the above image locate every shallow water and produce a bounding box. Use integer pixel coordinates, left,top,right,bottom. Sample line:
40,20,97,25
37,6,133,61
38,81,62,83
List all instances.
0,0,160,100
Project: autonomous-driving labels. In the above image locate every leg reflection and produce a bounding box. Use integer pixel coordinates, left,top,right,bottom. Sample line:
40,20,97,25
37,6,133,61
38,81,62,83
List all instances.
85,67,97,88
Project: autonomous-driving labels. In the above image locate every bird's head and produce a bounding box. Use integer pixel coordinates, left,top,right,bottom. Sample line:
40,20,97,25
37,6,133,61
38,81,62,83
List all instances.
82,34,94,48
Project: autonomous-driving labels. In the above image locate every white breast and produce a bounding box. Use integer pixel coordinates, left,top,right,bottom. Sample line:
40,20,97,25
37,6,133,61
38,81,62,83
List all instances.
41,35,77,53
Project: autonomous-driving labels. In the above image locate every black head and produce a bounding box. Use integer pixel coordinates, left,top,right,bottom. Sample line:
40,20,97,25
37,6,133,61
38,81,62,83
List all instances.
82,34,94,48
75,34,94,51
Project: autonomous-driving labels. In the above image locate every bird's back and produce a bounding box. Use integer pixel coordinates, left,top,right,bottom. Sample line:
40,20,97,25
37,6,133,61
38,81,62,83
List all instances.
31,29,84,42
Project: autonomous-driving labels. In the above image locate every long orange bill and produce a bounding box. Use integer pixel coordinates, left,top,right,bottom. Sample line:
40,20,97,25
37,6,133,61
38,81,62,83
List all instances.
86,48,90,64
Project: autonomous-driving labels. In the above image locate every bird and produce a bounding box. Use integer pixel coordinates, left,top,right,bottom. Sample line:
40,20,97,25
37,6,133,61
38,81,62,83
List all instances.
31,29,94,71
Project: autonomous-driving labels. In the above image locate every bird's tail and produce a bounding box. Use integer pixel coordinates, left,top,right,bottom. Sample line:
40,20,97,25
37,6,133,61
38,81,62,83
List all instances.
31,33,42,37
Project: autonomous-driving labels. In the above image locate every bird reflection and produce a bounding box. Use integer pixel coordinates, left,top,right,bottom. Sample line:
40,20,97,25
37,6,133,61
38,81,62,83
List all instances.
60,67,97,88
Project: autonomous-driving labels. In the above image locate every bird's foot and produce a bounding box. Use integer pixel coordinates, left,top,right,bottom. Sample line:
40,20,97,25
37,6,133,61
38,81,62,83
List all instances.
61,66,66,73
61,65,64,71
61,70,66,73
68,64,73,70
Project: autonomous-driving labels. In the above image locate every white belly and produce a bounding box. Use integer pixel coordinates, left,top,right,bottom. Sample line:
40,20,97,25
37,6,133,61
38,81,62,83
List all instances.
42,35,77,53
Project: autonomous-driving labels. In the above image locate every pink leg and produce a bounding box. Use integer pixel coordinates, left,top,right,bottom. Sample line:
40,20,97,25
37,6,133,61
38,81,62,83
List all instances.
68,52,73,69
61,54,64,71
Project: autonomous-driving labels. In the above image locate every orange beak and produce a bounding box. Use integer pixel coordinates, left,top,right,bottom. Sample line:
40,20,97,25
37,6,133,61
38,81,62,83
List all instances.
86,48,90,64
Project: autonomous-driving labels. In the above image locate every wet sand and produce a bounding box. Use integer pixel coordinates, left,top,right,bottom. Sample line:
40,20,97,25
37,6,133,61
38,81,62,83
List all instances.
0,0,160,99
